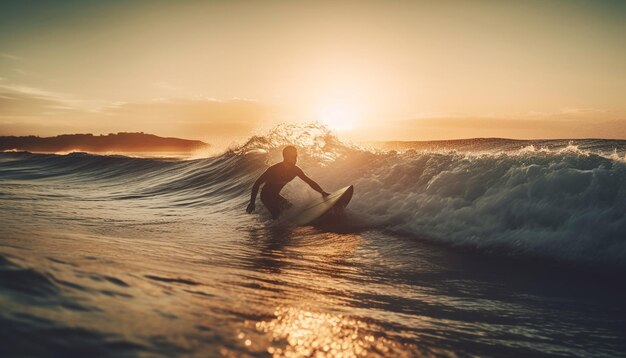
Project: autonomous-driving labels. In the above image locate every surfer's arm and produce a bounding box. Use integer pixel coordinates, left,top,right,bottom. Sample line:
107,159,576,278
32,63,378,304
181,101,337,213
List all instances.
247,170,268,213
297,169,330,196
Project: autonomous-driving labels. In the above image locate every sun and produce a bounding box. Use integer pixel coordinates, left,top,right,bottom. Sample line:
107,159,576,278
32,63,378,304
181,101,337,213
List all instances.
317,103,361,132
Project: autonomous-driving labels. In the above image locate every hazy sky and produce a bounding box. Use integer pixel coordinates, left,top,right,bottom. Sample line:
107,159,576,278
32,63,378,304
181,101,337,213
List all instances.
1,0,625,141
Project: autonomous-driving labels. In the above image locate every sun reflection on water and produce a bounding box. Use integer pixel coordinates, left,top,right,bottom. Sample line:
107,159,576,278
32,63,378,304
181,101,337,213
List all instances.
240,306,419,358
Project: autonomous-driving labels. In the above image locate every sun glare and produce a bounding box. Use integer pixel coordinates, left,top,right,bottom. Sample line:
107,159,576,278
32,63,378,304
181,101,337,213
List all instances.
317,103,361,132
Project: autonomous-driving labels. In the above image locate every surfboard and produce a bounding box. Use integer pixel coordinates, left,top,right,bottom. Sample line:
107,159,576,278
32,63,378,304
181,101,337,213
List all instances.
288,185,354,226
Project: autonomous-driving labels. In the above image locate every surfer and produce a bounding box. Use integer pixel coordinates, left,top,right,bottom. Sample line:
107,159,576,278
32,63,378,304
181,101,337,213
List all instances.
246,145,330,219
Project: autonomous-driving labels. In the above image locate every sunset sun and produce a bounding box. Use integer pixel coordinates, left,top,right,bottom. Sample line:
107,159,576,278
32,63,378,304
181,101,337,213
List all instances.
318,103,361,132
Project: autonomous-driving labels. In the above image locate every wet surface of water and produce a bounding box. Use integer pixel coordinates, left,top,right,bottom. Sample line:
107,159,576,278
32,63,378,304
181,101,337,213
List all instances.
1,132,625,357
1,180,625,357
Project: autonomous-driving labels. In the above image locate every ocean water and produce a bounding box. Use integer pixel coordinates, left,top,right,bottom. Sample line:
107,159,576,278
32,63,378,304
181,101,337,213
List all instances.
1,124,625,357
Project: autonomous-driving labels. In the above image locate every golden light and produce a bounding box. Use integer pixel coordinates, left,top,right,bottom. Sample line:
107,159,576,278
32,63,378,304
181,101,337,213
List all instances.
317,103,361,132
248,306,415,357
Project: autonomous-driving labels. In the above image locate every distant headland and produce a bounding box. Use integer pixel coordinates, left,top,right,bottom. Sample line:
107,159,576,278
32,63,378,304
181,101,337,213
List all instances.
0,132,209,153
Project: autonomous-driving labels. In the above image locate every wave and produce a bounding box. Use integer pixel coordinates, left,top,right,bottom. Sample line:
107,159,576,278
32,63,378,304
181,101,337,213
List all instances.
1,123,625,268
349,150,625,266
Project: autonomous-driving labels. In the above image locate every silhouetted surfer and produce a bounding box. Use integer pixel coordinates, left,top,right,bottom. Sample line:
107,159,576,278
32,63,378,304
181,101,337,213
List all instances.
247,146,329,219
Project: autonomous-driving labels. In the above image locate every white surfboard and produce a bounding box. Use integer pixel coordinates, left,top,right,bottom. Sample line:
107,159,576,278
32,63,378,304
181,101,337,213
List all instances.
287,185,354,225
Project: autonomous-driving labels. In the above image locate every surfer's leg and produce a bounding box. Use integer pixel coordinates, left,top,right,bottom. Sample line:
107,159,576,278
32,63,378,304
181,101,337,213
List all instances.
261,194,282,219
261,194,292,219
278,195,293,211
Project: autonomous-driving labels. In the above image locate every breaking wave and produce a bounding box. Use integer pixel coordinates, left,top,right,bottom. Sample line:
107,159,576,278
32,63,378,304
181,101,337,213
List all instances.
1,123,625,268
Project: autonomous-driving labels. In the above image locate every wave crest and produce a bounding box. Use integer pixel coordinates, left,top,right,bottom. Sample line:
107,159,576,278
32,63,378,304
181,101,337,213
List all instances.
234,123,358,164
347,149,626,267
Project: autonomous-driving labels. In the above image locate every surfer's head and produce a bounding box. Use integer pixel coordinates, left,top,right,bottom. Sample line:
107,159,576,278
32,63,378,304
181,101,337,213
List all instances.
282,145,297,166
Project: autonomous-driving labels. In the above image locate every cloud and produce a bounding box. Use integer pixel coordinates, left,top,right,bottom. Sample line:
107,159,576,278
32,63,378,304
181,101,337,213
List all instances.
5,82,620,141
0,54,22,61
107,98,274,139
0,83,275,141
154,81,181,91
0,91,66,116
0,83,125,114
345,108,624,140
386,115,626,140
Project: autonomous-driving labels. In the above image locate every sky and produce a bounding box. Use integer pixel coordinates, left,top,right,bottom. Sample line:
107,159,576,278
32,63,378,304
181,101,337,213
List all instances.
1,0,625,142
